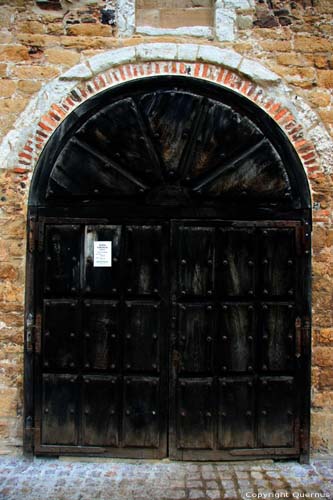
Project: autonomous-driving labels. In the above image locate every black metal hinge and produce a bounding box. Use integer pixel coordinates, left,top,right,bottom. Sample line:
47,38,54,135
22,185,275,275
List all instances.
302,222,311,256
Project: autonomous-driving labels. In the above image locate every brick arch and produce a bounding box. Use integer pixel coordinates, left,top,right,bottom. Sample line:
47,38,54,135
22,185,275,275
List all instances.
2,44,331,214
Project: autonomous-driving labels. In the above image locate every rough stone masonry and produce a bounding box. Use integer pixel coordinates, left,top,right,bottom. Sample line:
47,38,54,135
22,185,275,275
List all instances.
0,0,332,457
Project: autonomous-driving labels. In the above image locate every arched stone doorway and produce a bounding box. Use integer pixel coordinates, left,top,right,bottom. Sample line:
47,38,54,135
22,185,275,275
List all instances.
25,75,311,462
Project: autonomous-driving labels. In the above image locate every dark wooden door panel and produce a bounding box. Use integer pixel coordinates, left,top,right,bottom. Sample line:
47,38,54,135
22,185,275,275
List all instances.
169,220,302,460
84,225,122,296
41,374,79,446
83,300,120,372
217,377,255,449
260,228,296,298
123,376,160,448
42,299,80,372
82,375,120,447
44,225,81,295
218,303,256,373
258,377,296,448
177,303,216,374
217,228,255,298
124,225,163,297
176,226,215,298
261,303,295,372
123,301,160,373
176,378,213,450
139,91,203,175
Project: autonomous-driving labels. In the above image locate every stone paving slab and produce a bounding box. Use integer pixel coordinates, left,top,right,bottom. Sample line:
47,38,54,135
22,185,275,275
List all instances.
0,456,332,500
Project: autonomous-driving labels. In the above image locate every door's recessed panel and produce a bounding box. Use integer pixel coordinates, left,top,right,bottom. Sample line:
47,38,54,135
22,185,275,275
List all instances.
217,228,255,298
42,299,79,372
83,300,120,371
176,378,213,450
258,377,296,448
177,303,216,374
123,376,160,448
218,377,255,449
218,303,256,373
41,374,79,446
176,226,215,298
260,228,296,299
82,375,120,447
44,225,81,295
261,303,296,372
124,302,161,373
124,225,163,297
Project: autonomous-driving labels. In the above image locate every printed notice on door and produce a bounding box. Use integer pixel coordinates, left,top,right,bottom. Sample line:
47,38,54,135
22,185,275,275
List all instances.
94,241,112,267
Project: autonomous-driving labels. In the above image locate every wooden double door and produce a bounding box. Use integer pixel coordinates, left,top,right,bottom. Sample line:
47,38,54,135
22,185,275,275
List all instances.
34,218,305,460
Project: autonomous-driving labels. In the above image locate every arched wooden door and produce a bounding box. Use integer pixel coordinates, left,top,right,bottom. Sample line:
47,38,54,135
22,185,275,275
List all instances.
25,77,311,462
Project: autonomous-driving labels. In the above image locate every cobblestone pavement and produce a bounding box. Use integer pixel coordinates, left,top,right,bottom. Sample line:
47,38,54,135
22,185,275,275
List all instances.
0,456,332,500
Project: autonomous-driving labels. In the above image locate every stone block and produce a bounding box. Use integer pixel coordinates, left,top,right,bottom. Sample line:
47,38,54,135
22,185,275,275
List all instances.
0,63,7,78
239,58,280,84
0,388,18,418
136,43,178,61
159,8,213,28
197,46,242,69
17,34,60,47
215,8,236,42
306,89,331,108
16,20,46,34
117,0,135,37
259,40,292,52
294,36,332,53
45,48,80,66
224,0,251,8
0,80,17,99
88,47,136,75
60,63,92,81
66,24,112,37
136,9,160,27
313,347,333,368
276,52,309,67
17,80,42,95
237,15,253,30
0,45,30,62
11,65,60,81
136,25,213,37
312,391,333,408
60,36,118,50
319,110,333,125
317,70,333,89
177,44,199,61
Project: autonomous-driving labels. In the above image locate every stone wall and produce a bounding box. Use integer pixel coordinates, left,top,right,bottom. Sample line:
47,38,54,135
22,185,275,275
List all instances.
0,0,332,455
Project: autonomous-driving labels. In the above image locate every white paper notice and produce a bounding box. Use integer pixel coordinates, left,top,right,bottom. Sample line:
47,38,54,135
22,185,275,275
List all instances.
93,241,112,267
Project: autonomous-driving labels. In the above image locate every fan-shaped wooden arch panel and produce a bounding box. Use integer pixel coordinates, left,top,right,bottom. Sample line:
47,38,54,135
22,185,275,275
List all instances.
45,91,293,206
29,77,310,212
